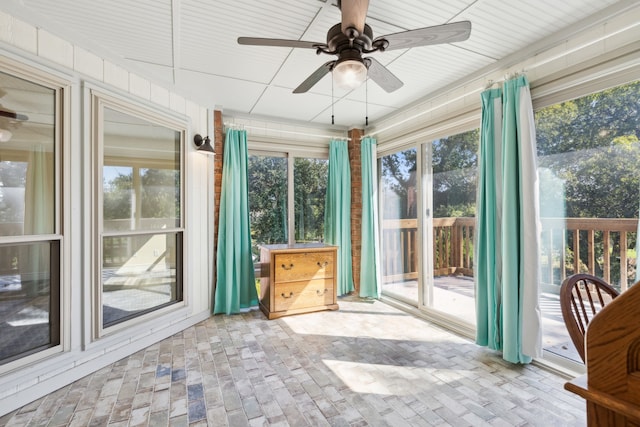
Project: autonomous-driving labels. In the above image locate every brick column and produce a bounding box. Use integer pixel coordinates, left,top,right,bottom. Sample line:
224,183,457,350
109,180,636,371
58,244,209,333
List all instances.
348,128,364,294
212,110,224,287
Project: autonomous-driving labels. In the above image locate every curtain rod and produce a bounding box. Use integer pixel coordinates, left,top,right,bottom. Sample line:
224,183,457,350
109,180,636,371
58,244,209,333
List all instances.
224,122,351,141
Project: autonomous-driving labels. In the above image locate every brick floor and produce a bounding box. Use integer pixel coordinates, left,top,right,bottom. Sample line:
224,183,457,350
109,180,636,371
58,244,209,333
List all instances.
0,296,586,426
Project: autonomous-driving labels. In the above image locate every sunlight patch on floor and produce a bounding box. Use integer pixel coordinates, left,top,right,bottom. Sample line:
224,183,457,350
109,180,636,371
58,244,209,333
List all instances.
322,359,469,396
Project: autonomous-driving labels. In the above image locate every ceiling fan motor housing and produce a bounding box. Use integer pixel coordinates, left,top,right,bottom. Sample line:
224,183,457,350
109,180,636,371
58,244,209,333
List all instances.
326,23,373,53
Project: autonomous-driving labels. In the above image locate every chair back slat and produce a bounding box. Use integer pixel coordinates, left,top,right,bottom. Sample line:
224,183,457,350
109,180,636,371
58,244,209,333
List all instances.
560,274,620,363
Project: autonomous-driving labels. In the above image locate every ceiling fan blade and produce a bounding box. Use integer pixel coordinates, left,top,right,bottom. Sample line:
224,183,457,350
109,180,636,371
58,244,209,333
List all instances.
338,0,369,35
366,57,403,93
237,37,321,49
293,61,335,94
0,108,28,121
380,21,472,51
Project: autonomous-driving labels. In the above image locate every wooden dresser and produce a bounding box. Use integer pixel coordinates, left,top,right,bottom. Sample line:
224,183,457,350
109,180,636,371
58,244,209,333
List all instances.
259,243,339,319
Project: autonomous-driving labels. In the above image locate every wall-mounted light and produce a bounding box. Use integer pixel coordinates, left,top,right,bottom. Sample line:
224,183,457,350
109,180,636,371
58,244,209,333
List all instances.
193,134,215,155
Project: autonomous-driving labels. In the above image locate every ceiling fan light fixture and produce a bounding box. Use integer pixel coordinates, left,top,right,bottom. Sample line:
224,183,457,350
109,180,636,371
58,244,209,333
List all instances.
0,128,12,143
333,59,367,90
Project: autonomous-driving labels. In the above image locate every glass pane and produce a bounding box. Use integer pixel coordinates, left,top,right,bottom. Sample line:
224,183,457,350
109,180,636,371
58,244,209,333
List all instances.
0,241,59,364
103,166,133,231
294,157,328,243
102,233,181,327
380,148,418,303
430,130,478,323
248,154,288,257
103,107,180,232
535,80,640,363
0,71,56,237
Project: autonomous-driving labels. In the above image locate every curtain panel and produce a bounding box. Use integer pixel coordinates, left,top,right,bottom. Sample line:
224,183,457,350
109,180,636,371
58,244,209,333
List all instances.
360,136,381,298
324,139,354,296
475,75,542,363
214,129,259,314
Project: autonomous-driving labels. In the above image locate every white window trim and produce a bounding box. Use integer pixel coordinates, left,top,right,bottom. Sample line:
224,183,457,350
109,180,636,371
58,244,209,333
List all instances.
0,55,71,374
88,87,188,340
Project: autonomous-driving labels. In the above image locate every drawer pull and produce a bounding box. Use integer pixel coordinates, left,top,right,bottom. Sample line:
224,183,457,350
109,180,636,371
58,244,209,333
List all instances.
281,263,294,270
317,261,329,267
316,289,328,296
281,292,294,299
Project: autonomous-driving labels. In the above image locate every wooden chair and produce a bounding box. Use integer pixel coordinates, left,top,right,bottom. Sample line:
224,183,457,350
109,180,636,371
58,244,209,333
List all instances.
560,273,620,362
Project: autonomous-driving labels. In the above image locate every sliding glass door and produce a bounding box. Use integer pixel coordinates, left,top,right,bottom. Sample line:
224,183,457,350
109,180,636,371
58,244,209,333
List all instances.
379,130,478,328
380,148,419,304
424,130,479,325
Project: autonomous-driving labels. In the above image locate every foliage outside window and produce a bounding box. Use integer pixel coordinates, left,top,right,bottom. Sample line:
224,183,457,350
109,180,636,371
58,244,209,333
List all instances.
96,99,184,332
294,158,328,243
0,70,61,365
432,130,479,218
535,80,640,289
248,153,328,257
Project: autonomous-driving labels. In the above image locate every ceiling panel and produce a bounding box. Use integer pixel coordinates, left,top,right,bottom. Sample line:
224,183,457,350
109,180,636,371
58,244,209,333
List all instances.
21,0,174,66
251,85,333,122
367,0,474,30
458,0,621,59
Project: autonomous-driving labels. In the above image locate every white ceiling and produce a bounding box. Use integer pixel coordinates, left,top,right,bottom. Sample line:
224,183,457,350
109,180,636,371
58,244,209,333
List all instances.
0,0,625,128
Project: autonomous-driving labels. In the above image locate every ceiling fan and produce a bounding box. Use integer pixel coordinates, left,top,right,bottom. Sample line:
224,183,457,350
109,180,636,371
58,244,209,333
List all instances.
0,92,28,142
0,108,28,121
238,0,471,94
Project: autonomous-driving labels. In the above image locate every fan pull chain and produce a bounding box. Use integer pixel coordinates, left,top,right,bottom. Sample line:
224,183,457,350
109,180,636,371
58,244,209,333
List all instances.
331,76,335,125
365,78,369,127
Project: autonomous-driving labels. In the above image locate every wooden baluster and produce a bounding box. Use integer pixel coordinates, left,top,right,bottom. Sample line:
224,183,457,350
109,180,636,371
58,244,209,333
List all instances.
620,231,628,291
603,230,610,284
587,229,595,275
574,229,580,275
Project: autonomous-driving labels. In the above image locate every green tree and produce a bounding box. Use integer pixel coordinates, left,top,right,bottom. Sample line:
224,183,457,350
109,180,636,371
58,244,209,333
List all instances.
432,129,479,217
248,155,288,255
103,171,132,220
381,148,416,219
536,81,640,219
294,158,328,242
140,168,180,220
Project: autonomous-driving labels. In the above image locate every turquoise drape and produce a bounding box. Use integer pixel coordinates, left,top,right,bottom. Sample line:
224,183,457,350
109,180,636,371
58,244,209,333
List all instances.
360,136,380,298
475,75,542,363
214,129,259,314
324,139,354,296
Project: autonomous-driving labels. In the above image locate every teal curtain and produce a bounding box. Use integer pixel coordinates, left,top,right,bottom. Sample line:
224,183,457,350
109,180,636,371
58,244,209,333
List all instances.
360,136,380,298
214,129,259,314
324,139,354,296
475,75,542,363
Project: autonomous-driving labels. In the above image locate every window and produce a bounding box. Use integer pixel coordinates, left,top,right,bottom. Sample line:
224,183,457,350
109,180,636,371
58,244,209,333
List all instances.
248,152,328,256
294,158,328,243
535,79,640,363
248,153,288,251
0,70,61,365
93,93,185,334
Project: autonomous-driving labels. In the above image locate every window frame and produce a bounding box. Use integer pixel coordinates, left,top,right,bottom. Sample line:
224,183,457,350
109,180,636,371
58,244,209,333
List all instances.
0,56,70,372
90,88,187,339
247,147,329,247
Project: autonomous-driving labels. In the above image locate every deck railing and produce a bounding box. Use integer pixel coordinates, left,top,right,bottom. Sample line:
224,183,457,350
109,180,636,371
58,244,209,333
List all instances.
382,217,638,291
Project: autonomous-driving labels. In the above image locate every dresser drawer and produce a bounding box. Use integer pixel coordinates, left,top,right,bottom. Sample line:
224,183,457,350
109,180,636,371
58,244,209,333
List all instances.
273,279,335,312
274,252,334,282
